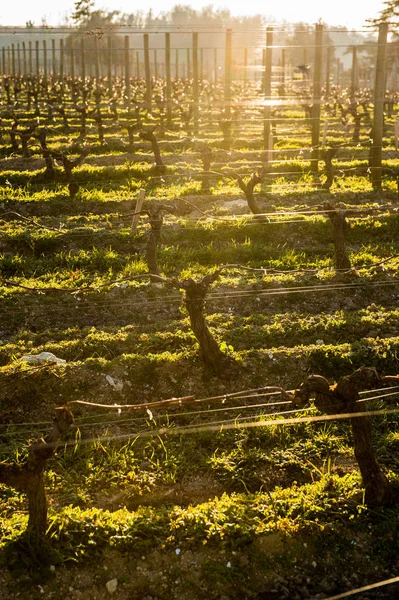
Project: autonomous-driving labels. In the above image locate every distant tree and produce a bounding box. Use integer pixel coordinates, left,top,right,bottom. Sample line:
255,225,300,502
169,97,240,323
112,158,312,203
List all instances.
368,1,399,26
72,0,95,25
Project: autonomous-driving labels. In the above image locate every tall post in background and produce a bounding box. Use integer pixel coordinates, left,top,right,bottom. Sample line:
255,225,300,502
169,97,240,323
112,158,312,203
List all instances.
192,32,199,135
244,47,248,86
281,48,286,94
60,39,64,85
17,43,21,76
153,49,158,80
107,36,112,96
175,48,179,78
224,29,232,120
22,41,27,75
144,34,151,110
94,36,101,102
214,48,218,83
351,46,357,97
11,44,15,76
124,35,131,105
186,48,190,79
325,45,332,96
81,38,86,81
28,41,32,74
70,39,75,99
371,23,388,189
165,33,172,126
311,23,323,172
43,40,48,85
35,41,40,77
2,48,6,75
264,27,273,156
52,39,56,79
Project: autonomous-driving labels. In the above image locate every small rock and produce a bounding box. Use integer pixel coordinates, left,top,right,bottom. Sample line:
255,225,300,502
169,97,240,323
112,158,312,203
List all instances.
22,352,66,365
106,375,124,391
106,579,118,594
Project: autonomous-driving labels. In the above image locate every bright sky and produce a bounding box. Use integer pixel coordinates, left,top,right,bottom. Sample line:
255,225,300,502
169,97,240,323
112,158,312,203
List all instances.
0,0,386,28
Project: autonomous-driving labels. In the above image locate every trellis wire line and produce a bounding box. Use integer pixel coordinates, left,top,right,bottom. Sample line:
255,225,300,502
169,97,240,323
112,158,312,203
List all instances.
40,406,399,450
72,404,309,433
73,393,295,422
69,386,288,410
0,283,395,322
67,389,399,426
324,575,399,600
0,161,389,183
0,213,388,234
3,269,399,299
0,426,54,438
74,400,294,428
0,173,390,192
206,279,399,300
360,385,399,395
3,204,394,226
2,388,399,439
2,280,399,319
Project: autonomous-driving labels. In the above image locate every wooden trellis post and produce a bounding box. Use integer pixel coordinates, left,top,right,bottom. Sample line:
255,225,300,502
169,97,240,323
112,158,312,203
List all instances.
144,34,151,110
35,41,40,76
11,43,15,76
371,22,388,190
107,36,112,96
28,41,32,74
94,36,101,91
154,49,158,80
351,46,357,97
1,47,5,75
70,38,75,94
281,48,286,93
43,40,48,85
60,39,64,85
81,37,86,80
165,33,172,126
326,45,332,96
264,27,273,155
225,29,232,121
175,48,179,78
186,48,190,79
131,189,146,233
336,57,340,87
311,23,323,172
193,32,199,135
52,39,56,78
22,41,27,75
214,48,218,83
17,43,21,76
